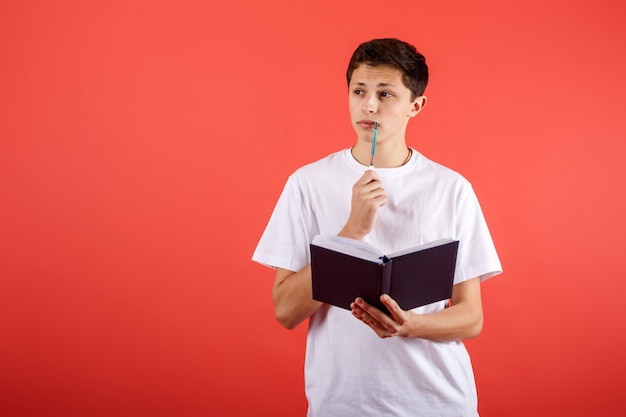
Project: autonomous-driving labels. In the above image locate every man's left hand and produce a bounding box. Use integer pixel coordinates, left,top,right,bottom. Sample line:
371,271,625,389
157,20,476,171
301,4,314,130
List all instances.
350,294,412,338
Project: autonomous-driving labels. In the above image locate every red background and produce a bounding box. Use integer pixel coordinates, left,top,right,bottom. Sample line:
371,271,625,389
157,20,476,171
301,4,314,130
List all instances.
1,1,625,416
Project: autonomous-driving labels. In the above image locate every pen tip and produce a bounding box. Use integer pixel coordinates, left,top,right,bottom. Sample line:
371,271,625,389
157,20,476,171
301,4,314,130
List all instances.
374,121,378,129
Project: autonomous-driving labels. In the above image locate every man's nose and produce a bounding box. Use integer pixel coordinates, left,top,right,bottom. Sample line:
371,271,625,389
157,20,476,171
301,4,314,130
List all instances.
363,94,378,114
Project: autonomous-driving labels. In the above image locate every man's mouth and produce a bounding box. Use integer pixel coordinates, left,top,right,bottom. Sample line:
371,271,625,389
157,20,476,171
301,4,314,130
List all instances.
358,120,377,128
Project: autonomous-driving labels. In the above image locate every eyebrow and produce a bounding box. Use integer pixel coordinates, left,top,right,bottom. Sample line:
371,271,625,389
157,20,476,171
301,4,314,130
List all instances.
353,81,398,88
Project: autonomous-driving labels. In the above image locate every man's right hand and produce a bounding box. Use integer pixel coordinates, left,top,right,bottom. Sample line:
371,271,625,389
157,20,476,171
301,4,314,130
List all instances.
338,169,387,240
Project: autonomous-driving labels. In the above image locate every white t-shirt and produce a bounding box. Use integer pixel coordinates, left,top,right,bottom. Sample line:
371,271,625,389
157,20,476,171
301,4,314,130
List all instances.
253,149,502,417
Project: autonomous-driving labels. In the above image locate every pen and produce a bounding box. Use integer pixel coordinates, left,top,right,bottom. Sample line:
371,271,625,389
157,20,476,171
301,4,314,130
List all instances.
369,121,378,169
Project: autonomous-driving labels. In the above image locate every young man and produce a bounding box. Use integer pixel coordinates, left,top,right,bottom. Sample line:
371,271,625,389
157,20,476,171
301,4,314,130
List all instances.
252,38,502,416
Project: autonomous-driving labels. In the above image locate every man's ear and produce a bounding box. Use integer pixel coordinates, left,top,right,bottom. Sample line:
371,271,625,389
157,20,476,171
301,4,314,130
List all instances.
409,96,427,118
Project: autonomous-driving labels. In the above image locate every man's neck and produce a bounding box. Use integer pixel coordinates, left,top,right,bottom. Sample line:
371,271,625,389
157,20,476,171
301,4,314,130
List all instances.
351,141,412,168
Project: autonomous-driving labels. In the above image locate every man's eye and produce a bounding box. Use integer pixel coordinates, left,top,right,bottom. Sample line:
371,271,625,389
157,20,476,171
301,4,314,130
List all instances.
380,91,393,98
354,89,364,95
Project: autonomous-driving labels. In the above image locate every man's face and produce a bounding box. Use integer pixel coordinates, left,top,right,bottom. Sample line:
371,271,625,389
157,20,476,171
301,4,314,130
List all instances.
348,64,424,146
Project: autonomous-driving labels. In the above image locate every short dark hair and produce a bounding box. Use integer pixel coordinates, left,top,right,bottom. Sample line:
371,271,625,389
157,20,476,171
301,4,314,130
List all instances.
346,38,429,100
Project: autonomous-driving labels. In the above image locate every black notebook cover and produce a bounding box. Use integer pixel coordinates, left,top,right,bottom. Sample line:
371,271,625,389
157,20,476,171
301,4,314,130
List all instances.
310,239,459,313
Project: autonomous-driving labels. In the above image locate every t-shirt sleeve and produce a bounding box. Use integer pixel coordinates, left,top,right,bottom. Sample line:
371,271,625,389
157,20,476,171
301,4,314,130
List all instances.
453,182,502,284
252,175,313,273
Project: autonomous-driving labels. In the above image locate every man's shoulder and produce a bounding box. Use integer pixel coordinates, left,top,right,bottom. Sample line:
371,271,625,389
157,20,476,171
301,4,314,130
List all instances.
415,152,471,186
291,149,348,177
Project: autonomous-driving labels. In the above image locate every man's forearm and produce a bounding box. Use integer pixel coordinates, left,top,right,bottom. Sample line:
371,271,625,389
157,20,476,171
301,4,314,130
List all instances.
272,265,322,329
401,301,484,341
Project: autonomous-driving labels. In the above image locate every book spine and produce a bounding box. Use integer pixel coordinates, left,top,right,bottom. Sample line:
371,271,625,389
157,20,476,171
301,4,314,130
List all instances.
379,257,392,297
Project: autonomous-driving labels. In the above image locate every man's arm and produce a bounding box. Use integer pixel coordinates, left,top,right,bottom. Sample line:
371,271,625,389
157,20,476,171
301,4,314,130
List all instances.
272,170,387,329
272,266,322,330
272,170,387,330
350,276,483,341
